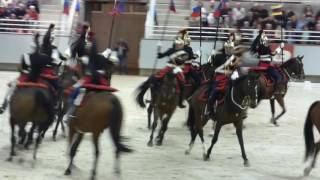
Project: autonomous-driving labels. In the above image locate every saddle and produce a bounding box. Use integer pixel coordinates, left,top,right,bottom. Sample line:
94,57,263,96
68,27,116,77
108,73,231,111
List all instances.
16,82,49,89
197,85,224,105
41,68,59,80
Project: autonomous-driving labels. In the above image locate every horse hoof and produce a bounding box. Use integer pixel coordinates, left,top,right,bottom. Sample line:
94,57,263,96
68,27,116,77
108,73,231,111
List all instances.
304,167,312,176
147,141,153,147
64,169,71,176
185,150,190,155
203,154,210,161
6,157,13,162
156,141,162,146
244,160,250,167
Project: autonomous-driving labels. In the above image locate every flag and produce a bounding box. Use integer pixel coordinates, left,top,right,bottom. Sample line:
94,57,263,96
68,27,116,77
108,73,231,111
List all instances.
169,0,176,13
213,0,228,18
271,4,283,17
75,0,80,13
191,6,201,17
63,0,69,15
118,0,126,13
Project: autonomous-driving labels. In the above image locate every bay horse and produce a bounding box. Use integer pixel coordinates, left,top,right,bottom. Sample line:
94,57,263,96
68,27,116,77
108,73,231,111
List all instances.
255,55,305,125
8,85,55,161
136,70,179,146
64,91,132,180
52,55,116,140
303,101,320,176
186,72,259,166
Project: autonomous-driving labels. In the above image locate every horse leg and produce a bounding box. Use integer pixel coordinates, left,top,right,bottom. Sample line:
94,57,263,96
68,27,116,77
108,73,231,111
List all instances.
199,129,207,159
52,109,62,141
204,122,222,161
147,103,153,130
91,132,100,180
147,108,158,147
65,132,83,175
18,124,27,145
270,98,276,125
7,119,16,161
185,127,198,155
273,96,286,124
33,128,43,160
156,114,172,146
25,124,36,149
235,122,250,167
304,141,320,176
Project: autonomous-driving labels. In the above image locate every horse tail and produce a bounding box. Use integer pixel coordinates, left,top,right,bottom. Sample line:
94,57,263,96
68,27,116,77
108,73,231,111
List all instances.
34,90,54,129
135,78,151,108
304,101,319,161
187,105,195,131
109,95,132,153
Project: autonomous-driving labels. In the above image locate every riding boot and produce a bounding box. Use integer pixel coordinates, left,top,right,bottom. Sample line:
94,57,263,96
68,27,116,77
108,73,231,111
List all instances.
178,85,186,108
0,80,18,114
274,82,284,95
63,88,86,123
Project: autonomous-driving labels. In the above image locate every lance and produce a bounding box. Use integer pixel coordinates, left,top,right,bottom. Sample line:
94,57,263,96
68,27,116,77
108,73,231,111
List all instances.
151,0,173,74
108,0,118,48
213,1,222,50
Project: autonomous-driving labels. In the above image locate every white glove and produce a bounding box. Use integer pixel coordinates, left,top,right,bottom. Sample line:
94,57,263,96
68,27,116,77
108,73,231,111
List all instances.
80,56,89,65
64,47,71,59
231,71,239,80
280,42,285,48
211,49,216,56
173,66,183,74
101,48,112,58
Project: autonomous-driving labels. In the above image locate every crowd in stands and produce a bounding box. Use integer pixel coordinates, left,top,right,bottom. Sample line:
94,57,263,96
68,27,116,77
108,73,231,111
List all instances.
189,0,320,44
0,0,40,33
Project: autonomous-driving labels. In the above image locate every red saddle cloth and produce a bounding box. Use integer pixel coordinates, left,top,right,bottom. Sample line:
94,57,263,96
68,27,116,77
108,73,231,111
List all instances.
16,82,49,89
261,74,274,87
197,85,224,105
40,68,59,80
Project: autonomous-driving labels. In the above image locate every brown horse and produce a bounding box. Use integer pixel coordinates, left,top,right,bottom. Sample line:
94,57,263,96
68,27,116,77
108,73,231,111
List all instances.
136,70,179,146
8,86,55,161
303,101,320,176
186,72,259,166
257,55,305,125
53,56,116,140
64,91,132,180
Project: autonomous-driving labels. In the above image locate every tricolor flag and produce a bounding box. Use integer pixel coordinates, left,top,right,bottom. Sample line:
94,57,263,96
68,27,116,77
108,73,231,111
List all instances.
271,4,283,17
63,0,69,15
75,0,80,13
109,0,126,16
191,5,201,17
169,0,176,13
118,0,126,13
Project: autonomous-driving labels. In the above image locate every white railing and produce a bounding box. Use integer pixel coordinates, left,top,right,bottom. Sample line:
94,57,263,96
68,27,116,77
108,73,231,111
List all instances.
146,25,320,44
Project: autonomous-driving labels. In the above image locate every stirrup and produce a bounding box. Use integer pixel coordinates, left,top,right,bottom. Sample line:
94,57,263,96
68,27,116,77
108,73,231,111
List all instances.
0,107,4,114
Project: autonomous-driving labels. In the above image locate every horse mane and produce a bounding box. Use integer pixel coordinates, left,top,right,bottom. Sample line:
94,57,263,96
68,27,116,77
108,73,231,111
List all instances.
231,75,248,86
281,56,297,68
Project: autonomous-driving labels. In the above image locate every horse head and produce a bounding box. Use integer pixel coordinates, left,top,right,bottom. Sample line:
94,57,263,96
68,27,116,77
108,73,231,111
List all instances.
160,69,178,101
282,55,305,79
232,72,260,109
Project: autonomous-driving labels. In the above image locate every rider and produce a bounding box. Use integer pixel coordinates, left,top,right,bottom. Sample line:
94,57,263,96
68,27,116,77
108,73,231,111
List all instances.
41,23,67,91
251,29,284,94
205,45,243,118
178,29,202,88
0,33,52,114
153,37,189,108
63,30,115,122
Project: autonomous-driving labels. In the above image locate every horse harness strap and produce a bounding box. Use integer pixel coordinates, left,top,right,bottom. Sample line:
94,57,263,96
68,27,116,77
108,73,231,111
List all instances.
231,87,248,110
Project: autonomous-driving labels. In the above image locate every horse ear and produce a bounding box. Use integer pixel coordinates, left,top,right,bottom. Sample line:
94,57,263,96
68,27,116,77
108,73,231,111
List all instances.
301,55,304,60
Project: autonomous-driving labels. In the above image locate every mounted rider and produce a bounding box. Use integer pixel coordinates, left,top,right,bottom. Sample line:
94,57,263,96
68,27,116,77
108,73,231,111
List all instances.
40,23,67,91
63,29,118,122
177,28,202,88
0,33,53,114
251,29,284,94
205,44,244,118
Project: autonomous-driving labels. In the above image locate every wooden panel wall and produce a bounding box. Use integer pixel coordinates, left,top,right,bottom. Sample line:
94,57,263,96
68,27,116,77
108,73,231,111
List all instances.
91,12,146,74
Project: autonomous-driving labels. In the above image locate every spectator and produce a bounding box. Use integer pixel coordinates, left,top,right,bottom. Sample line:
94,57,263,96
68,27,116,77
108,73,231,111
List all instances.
1,0,12,7
27,0,40,14
316,10,320,21
232,3,246,27
303,5,313,18
114,39,129,75
15,3,26,19
0,4,8,18
27,5,38,20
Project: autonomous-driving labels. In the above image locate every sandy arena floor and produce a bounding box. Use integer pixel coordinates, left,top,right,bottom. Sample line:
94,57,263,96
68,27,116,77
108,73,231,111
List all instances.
0,72,319,180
